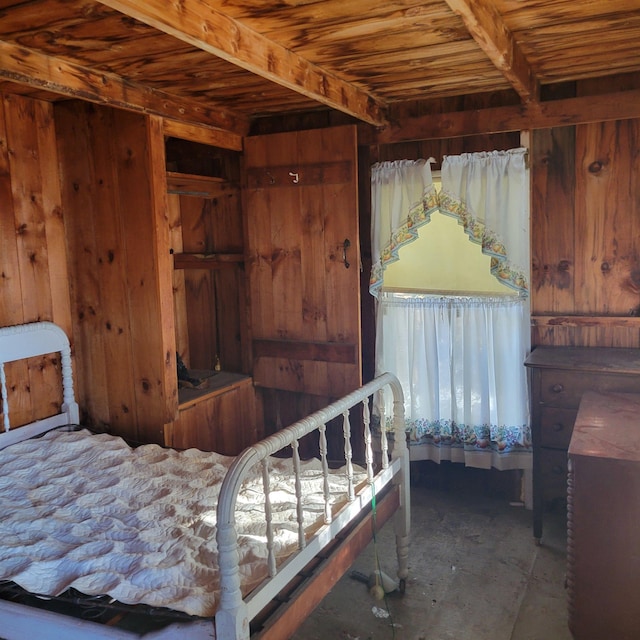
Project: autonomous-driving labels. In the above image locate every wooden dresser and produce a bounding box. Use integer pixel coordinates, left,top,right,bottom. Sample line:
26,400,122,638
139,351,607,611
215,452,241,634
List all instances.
567,391,640,640
524,347,640,542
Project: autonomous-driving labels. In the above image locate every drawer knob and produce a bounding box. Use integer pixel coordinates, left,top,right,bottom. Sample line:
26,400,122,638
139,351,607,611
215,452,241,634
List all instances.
552,422,564,432
551,383,564,393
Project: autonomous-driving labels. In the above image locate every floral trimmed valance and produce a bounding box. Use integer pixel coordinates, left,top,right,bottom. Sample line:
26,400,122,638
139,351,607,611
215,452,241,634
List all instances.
370,148,530,297
369,158,437,297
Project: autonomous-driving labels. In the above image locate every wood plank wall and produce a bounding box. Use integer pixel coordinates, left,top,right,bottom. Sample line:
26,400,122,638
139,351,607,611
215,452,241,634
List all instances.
0,92,71,428
3,85,640,448
54,101,176,444
531,119,640,347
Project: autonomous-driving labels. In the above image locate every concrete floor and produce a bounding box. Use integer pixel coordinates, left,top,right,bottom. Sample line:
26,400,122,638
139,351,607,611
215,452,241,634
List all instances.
292,463,571,640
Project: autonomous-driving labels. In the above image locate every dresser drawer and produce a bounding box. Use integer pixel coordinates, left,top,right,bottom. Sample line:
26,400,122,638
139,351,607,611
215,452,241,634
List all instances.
540,406,577,449
539,371,640,408
540,447,569,502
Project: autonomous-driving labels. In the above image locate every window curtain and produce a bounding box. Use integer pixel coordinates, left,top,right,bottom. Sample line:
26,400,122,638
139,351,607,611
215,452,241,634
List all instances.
376,291,531,469
371,149,532,470
369,159,439,297
440,148,529,295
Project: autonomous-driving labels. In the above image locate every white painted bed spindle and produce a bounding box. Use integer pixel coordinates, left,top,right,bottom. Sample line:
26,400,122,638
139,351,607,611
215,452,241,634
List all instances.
261,458,277,577
292,439,306,550
318,423,332,524
342,409,355,501
363,398,374,484
379,396,389,470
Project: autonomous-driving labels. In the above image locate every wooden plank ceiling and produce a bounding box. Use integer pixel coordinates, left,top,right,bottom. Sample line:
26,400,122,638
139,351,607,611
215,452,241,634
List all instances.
1,0,640,141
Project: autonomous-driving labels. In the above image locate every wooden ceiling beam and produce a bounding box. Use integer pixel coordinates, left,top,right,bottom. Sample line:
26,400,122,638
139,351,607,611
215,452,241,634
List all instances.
0,40,249,143
370,89,640,143
443,0,539,104
96,0,388,127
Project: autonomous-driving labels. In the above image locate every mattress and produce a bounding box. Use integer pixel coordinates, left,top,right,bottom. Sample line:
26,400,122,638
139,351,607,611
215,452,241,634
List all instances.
0,429,365,617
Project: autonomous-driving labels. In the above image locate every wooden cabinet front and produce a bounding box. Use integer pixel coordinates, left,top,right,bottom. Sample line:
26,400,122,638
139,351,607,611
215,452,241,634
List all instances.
164,373,260,456
525,346,640,541
567,391,640,640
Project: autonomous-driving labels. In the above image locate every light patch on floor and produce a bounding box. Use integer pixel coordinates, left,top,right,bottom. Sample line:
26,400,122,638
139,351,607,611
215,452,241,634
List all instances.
292,463,570,640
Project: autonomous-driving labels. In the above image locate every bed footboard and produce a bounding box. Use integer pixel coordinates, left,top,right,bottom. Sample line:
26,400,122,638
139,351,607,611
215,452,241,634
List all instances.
216,372,409,640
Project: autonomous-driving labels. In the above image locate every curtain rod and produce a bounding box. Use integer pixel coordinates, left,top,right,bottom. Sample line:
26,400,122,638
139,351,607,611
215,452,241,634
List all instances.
380,286,522,298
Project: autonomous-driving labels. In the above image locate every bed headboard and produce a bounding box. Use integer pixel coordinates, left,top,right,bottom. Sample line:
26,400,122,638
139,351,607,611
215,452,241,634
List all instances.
0,321,80,448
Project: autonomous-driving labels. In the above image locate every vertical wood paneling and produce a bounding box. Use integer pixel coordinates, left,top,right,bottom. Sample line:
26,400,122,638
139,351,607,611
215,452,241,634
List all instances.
187,268,217,367
56,102,175,443
173,182,245,373
575,121,619,314
90,106,137,438
4,94,53,322
34,100,72,335
577,119,640,315
55,102,111,428
243,140,276,340
112,111,168,442
147,114,178,428
0,93,68,429
316,127,359,396
180,196,217,369
531,117,640,348
0,97,22,326
530,127,576,315
211,187,245,373
214,267,244,372
270,136,305,341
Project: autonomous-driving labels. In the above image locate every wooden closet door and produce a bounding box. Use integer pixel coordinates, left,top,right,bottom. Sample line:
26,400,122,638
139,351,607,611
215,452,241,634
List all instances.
244,125,361,400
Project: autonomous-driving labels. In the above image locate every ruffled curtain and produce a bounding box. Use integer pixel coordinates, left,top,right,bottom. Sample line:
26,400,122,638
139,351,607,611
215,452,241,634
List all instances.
440,148,529,295
371,149,531,470
369,159,438,297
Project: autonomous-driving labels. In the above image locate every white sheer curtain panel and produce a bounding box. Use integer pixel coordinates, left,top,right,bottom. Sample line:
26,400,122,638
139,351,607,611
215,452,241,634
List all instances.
369,158,438,297
372,149,532,470
376,292,531,470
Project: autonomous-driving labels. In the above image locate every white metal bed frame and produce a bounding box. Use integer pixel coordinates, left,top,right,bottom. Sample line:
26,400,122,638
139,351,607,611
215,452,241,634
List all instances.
0,321,410,640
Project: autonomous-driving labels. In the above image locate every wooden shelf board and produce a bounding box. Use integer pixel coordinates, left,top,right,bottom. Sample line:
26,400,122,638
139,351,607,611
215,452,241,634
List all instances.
178,371,252,409
166,171,227,196
173,252,244,269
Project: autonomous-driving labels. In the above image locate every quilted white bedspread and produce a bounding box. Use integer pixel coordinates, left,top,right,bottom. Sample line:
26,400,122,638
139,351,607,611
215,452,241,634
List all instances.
0,429,364,617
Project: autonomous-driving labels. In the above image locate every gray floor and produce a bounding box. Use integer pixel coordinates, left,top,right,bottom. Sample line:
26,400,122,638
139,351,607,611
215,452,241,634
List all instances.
292,463,571,640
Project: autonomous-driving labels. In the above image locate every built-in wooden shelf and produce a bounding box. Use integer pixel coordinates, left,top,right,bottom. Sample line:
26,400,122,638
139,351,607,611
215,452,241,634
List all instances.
178,370,252,409
169,371,258,456
173,252,244,269
166,171,227,197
